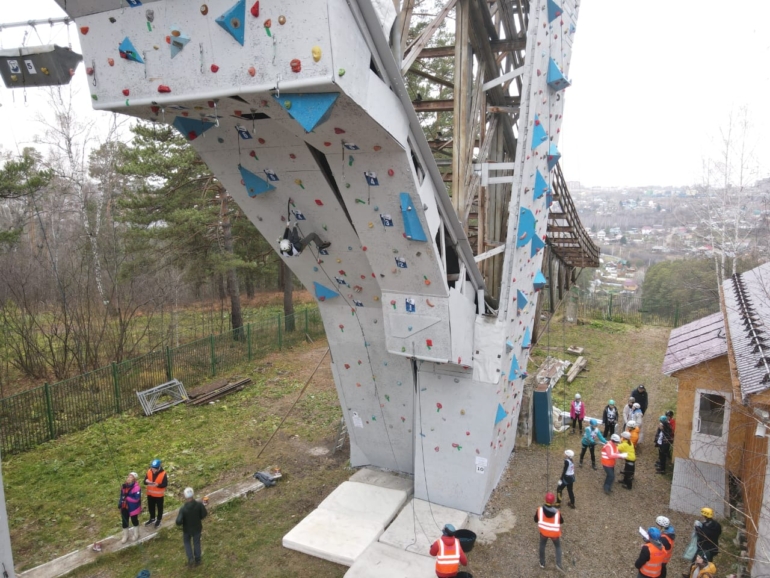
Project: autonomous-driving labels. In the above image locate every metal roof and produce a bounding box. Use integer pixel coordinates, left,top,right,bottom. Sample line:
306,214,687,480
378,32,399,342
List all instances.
723,262,770,397
662,312,727,375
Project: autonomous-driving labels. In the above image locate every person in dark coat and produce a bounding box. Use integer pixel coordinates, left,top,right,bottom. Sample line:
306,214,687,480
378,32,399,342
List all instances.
655,417,674,474
630,385,648,415
602,399,619,438
693,507,721,562
176,487,208,567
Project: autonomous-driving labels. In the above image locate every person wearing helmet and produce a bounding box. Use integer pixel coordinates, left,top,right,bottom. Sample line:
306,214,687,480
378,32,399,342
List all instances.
570,393,585,435
176,487,208,567
617,430,636,489
534,492,564,572
655,516,674,578
278,220,330,257
632,403,645,446
118,472,142,543
580,419,607,470
623,397,636,430
626,420,640,448
630,384,649,415
429,523,468,577
635,527,666,578
665,410,676,435
556,449,576,509
654,417,674,475
601,433,627,494
144,458,168,529
693,507,721,562
685,551,716,578
602,399,619,438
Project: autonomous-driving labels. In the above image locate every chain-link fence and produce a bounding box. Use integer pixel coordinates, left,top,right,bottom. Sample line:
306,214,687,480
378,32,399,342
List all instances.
0,307,324,455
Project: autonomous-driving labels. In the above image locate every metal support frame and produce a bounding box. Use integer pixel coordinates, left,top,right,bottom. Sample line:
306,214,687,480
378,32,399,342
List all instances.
136,379,189,416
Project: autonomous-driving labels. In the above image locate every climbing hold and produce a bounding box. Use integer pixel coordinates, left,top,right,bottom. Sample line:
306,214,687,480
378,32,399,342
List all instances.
248,66,256,76
150,105,160,114
314,199,323,206
90,94,97,100
264,18,272,29
312,46,322,62
387,169,394,176
210,64,219,73
249,150,257,158
334,127,345,134
373,145,381,151
118,37,144,63
122,89,130,96
250,1,259,17
80,26,89,35
426,339,433,348
323,142,332,147
290,59,301,73
86,67,94,76
216,0,246,46
294,179,304,189
146,9,155,22
239,165,275,196
169,29,191,58
158,85,171,93
436,403,442,412
339,325,344,332
257,137,265,144
338,68,346,76
283,100,292,110
107,58,115,66
200,4,209,15
278,15,286,24
109,17,116,23
348,156,354,167
289,153,296,159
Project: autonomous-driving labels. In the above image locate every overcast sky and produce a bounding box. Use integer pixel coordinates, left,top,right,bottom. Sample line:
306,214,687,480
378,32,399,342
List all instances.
1,0,769,188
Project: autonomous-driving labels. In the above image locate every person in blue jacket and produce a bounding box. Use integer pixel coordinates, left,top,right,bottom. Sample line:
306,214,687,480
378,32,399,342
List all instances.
579,419,607,470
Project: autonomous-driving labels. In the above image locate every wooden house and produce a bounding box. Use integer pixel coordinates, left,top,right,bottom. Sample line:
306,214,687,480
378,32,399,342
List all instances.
662,262,770,576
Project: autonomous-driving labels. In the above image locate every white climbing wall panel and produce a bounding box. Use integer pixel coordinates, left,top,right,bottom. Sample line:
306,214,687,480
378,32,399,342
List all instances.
55,0,580,514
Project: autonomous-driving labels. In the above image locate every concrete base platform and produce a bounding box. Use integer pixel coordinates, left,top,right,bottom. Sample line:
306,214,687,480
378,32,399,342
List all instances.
283,481,408,566
379,498,469,556
344,542,436,578
349,467,414,495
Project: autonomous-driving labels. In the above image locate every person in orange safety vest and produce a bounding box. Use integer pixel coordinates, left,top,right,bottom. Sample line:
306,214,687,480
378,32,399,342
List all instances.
429,524,468,578
601,434,628,494
535,492,564,572
144,458,168,529
635,527,666,578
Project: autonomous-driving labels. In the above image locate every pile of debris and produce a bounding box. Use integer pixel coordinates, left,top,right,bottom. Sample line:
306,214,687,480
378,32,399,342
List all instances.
187,376,252,405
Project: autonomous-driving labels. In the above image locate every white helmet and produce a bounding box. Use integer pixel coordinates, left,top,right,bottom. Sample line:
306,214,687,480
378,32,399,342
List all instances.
627,420,636,428
610,434,621,443
279,239,292,253
621,431,631,439
184,487,194,499
574,393,581,400
633,403,641,409
656,516,670,528
564,450,574,458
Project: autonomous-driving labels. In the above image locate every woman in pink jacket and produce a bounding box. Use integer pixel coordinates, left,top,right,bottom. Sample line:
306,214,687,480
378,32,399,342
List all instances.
118,472,142,543
570,393,585,435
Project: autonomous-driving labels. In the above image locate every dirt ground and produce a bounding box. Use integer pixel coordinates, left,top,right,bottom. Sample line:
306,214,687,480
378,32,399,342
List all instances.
469,324,699,578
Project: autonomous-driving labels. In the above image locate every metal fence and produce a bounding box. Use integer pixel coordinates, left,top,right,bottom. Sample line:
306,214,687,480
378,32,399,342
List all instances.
0,308,325,455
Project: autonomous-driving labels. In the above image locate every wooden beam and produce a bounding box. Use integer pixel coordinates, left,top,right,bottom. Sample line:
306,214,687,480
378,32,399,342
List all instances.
414,38,527,59
452,0,472,214
413,99,455,112
402,0,459,73
407,66,454,90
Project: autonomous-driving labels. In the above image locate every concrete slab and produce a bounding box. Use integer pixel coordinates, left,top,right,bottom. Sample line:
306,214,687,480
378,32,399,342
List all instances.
344,542,436,578
349,467,414,495
282,508,386,567
317,481,408,522
378,498,469,556
20,479,264,578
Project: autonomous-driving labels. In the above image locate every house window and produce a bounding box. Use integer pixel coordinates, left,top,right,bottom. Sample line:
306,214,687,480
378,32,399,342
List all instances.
698,394,726,436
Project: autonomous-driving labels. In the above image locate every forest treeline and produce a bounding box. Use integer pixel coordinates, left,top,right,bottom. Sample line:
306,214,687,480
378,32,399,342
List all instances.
0,99,289,384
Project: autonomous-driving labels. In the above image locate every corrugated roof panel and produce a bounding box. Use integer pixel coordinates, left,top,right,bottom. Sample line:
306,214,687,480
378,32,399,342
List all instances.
662,312,727,375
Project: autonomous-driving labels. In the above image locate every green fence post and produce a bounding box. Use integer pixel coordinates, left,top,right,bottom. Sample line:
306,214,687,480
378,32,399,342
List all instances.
608,294,614,319
112,362,122,414
674,303,680,328
247,323,253,361
43,382,55,441
165,346,173,380
209,334,216,376
304,308,309,333
277,314,283,349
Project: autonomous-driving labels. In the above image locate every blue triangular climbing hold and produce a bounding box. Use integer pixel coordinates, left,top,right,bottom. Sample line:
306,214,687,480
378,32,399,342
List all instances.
313,282,339,302
522,327,532,349
534,270,547,291
531,114,548,150
239,165,275,197
547,58,571,92
546,189,553,209
170,29,191,58
534,169,551,200
400,193,427,242
172,116,216,141
547,0,563,22
531,233,545,257
216,0,246,46
547,144,561,171
516,207,536,248
118,37,143,63
509,355,519,377
273,93,339,132
517,290,528,312
495,403,508,425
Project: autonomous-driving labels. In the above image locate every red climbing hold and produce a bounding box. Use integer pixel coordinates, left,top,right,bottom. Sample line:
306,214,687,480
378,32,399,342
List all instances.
334,127,345,134
250,1,259,17
80,26,89,35
210,64,219,73
387,169,394,176
249,150,256,157
290,59,301,73
86,67,94,76
207,100,215,108
158,85,171,93
323,142,332,147
188,131,198,140
122,89,130,96
257,138,265,144
150,105,160,114
248,66,256,77
315,199,323,206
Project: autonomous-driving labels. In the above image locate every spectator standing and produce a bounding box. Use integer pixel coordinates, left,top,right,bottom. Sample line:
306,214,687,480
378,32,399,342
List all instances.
176,487,208,567
555,449,576,509
630,384,649,415
534,493,564,572
617,431,637,489
144,458,168,529
601,433,627,494
623,397,637,430
579,419,607,470
693,508,721,562
118,472,141,543
632,403,645,445
602,399,619,438
570,393,585,435
655,417,674,474
429,524,468,578
655,516,674,578
635,527,666,578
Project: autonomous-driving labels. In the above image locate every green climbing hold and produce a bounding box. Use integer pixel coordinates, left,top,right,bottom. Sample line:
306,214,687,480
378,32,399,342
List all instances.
338,68,346,76
91,94,98,101
284,100,292,109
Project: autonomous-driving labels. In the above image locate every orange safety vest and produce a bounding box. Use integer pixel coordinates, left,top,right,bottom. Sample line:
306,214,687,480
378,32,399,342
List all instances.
537,507,561,538
145,468,166,498
640,542,665,578
630,427,640,446
435,538,461,576
601,442,619,467
662,535,675,564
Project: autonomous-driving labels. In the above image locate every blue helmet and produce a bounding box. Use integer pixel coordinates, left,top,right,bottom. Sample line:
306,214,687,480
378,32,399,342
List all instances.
664,525,675,536
648,527,661,541
443,524,456,536
590,419,598,427
150,459,161,469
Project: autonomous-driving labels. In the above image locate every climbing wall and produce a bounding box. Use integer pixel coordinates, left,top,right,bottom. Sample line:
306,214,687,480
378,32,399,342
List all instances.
55,0,580,514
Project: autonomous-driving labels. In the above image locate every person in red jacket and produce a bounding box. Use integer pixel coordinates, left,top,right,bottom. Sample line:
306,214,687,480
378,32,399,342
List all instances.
429,524,468,578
